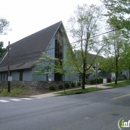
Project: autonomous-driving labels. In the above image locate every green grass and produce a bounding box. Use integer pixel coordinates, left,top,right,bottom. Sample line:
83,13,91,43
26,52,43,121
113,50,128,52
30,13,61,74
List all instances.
0,87,27,97
106,80,130,88
56,87,102,95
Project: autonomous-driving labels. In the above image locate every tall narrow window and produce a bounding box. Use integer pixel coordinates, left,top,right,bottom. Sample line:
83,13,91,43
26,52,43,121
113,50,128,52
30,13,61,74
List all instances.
19,71,23,81
54,38,63,81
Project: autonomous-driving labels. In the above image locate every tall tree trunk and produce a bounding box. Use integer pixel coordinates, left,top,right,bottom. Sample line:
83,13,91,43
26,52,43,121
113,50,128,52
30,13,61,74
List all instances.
82,73,85,89
82,58,86,89
115,57,118,84
115,71,118,84
129,67,130,80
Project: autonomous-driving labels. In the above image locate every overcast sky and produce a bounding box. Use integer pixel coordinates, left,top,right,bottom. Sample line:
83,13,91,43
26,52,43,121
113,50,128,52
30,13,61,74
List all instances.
0,0,102,47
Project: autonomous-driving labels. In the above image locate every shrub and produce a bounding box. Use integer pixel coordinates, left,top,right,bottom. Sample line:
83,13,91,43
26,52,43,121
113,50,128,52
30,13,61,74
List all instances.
89,79,96,84
107,77,111,83
99,78,103,83
71,82,76,87
49,84,56,90
95,78,103,84
96,78,100,84
118,78,125,81
77,82,81,86
122,75,127,79
64,82,70,88
89,78,104,84
89,79,92,84
58,84,63,89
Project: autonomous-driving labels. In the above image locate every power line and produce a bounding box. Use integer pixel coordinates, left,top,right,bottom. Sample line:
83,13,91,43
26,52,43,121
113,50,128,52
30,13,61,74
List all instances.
3,28,121,59
0,33,123,68
71,28,120,44
0,28,123,67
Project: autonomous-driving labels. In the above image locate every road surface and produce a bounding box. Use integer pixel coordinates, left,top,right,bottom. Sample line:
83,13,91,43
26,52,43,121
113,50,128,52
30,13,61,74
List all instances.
0,86,130,130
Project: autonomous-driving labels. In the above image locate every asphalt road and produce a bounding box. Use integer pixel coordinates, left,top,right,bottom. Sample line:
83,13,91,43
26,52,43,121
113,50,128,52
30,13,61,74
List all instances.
0,86,130,130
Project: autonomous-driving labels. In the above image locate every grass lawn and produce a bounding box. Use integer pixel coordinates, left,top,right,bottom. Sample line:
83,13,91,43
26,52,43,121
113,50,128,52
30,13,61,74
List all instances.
106,80,130,88
0,87,27,97
56,87,102,95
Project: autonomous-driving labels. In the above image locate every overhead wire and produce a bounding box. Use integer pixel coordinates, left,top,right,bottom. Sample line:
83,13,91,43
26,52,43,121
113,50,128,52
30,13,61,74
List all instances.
0,28,122,67
5,28,121,59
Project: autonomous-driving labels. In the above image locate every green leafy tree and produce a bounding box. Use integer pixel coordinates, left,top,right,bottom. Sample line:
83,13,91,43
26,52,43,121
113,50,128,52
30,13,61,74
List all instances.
99,56,114,72
67,4,105,89
54,49,98,85
0,42,6,57
101,0,130,30
34,52,58,81
65,49,97,74
101,0,130,83
102,30,126,84
54,59,68,75
120,41,130,80
0,18,9,57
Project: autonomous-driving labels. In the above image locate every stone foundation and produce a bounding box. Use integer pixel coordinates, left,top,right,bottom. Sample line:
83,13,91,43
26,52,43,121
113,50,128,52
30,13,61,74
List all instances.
0,81,71,90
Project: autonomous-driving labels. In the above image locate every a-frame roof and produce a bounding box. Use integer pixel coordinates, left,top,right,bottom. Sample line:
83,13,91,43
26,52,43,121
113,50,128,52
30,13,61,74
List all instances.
0,21,62,72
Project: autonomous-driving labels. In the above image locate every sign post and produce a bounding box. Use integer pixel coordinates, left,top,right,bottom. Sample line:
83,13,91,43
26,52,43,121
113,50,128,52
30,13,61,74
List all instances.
8,76,12,81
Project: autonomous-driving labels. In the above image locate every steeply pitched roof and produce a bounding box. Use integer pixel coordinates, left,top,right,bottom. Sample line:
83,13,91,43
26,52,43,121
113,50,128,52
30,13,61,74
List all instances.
0,21,62,72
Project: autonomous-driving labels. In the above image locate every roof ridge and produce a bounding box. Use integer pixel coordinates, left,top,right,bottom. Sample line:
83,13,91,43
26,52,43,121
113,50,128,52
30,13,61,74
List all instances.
45,21,62,51
10,21,62,46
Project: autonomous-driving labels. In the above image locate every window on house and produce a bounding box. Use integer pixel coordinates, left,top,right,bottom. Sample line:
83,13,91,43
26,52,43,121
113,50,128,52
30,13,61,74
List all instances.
55,39,63,59
54,38,63,81
19,70,23,81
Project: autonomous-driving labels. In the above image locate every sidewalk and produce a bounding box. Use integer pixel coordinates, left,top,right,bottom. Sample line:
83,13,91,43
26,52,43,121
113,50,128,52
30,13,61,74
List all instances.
30,93,57,99
30,83,111,98
85,84,111,89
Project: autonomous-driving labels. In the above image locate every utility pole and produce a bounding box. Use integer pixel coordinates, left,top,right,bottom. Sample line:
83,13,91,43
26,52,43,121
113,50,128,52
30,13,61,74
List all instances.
7,41,11,92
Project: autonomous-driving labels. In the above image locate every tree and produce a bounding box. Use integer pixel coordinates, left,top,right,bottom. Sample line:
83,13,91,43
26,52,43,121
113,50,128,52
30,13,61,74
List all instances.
0,42,6,57
102,30,127,84
67,4,104,89
0,18,9,34
0,18,9,57
33,52,58,81
119,40,130,80
101,0,130,30
101,0,130,83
